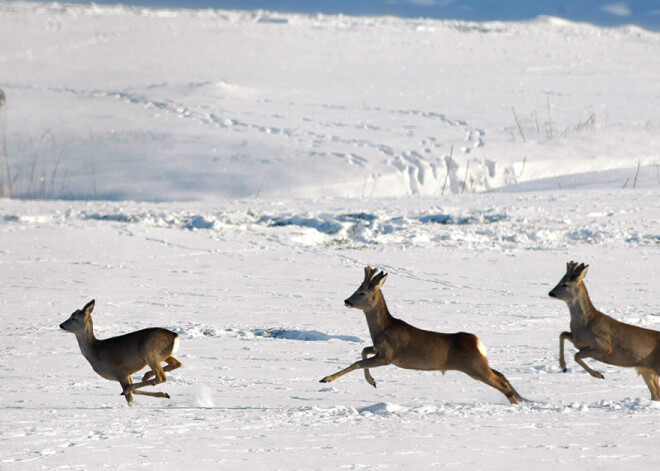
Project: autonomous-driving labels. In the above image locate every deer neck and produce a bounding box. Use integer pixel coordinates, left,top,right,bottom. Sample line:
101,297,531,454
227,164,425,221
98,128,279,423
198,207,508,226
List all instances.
567,283,599,324
363,291,394,341
75,320,100,363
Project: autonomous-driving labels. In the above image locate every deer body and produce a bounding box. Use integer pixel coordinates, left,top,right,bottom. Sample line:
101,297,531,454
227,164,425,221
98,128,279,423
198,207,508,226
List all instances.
60,300,182,404
549,261,660,400
320,267,523,404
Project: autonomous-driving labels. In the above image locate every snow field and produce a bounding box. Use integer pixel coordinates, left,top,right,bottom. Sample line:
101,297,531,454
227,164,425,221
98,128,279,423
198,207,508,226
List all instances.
0,2,659,469
1,193,659,469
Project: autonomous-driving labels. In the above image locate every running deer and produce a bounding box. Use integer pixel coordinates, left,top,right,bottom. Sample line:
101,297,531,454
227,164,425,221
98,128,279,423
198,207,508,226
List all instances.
60,300,182,404
320,267,524,404
549,261,660,400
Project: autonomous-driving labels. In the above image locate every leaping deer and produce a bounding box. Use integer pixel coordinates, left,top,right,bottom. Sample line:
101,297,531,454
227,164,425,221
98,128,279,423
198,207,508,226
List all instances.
549,261,660,400
320,267,524,404
60,300,182,404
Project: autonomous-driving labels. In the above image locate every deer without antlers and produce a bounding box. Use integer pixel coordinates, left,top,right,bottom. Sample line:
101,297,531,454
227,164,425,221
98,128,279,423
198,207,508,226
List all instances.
549,261,660,400
320,267,524,404
60,300,182,404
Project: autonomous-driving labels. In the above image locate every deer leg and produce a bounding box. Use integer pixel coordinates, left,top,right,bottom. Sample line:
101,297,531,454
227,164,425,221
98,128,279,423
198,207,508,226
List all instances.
132,389,170,399
491,368,526,404
123,360,168,395
361,347,377,388
127,362,171,399
559,331,573,372
574,347,605,379
142,356,182,382
320,355,390,384
637,367,660,401
163,356,182,373
463,355,522,405
119,377,134,404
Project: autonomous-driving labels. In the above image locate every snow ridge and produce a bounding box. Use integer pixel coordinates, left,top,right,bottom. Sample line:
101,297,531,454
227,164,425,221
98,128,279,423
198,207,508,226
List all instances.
3,193,657,249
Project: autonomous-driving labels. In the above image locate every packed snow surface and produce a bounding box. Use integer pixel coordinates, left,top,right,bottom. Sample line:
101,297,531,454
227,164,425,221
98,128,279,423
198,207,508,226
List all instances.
1,193,659,469
0,2,659,470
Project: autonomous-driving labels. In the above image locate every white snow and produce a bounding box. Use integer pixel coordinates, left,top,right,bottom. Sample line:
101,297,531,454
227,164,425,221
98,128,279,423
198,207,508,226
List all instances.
1,2,659,470
2,1,659,200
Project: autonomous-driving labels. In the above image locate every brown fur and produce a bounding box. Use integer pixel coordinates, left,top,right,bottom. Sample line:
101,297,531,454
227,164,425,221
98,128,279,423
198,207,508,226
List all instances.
60,300,182,404
549,261,660,400
320,267,523,404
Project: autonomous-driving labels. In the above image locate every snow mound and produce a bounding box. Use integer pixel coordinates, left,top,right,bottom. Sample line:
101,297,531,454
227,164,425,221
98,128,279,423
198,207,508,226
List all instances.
173,324,362,343
3,193,657,249
358,402,409,416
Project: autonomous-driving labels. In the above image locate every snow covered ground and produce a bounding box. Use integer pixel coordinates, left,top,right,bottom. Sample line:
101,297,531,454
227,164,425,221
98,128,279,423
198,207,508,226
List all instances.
1,2,659,470
1,193,659,469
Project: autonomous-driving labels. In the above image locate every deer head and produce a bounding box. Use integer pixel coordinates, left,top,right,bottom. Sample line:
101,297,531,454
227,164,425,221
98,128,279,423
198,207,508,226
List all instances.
344,266,388,310
60,300,95,334
548,261,589,302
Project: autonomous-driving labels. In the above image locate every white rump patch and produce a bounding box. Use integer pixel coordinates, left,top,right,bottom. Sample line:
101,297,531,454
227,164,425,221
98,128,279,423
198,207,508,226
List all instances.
477,338,488,358
172,335,180,355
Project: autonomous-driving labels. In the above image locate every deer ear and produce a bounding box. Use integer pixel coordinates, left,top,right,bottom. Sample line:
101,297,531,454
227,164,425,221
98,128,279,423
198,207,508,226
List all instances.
576,265,589,282
373,273,388,290
84,299,95,316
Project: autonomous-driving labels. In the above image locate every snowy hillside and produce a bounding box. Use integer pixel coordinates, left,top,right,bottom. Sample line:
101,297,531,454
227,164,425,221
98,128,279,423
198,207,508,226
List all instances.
1,2,659,470
1,1,659,200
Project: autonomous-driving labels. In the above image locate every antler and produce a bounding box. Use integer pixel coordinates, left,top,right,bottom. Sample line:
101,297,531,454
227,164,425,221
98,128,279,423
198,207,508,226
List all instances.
361,266,388,289
363,266,376,284
566,261,589,281
369,270,387,289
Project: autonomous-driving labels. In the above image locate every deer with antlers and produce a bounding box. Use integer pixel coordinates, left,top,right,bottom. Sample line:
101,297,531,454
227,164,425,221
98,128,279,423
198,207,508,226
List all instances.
320,267,524,404
60,300,182,404
549,261,660,400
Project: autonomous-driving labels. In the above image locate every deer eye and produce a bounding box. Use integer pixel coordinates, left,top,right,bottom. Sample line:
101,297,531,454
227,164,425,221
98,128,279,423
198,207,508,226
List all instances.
561,283,568,287
358,291,366,296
